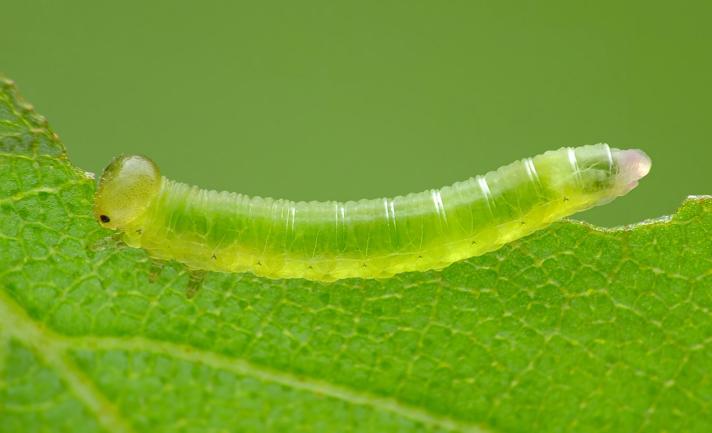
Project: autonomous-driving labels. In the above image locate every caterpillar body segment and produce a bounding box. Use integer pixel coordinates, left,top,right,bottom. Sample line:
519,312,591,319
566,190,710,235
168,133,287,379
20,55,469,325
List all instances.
94,144,651,281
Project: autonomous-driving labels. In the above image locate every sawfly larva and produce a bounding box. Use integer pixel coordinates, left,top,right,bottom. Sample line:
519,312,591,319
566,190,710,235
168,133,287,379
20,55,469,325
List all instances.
94,143,651,281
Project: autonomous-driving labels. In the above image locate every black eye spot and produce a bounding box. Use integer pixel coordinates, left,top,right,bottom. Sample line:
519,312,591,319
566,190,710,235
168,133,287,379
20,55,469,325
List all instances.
100,215,111,223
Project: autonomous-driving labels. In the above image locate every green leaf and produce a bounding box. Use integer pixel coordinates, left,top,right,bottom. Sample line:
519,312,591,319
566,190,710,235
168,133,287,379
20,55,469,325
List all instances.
0,77,710,433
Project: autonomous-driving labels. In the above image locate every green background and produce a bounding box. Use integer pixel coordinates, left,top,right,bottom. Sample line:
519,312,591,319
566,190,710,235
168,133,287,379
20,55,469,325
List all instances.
2,0,710,226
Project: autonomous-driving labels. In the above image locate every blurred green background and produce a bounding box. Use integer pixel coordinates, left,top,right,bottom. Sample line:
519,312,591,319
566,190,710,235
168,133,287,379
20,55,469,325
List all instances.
3,0,710,226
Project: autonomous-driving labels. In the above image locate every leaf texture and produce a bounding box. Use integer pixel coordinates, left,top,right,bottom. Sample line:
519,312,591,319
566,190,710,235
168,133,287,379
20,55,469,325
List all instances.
0,78,710,433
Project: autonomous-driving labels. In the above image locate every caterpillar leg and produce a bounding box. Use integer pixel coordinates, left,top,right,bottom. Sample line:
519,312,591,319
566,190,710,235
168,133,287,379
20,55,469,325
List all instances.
147,260,163,283
88,231,127,254
186,270,207,299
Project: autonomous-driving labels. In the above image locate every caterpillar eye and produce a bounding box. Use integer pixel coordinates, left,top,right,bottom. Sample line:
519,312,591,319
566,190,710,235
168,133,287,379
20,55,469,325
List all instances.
100,215,111,223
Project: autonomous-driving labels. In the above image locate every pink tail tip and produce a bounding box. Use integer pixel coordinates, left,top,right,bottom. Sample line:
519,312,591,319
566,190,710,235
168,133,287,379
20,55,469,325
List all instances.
615,149,652,191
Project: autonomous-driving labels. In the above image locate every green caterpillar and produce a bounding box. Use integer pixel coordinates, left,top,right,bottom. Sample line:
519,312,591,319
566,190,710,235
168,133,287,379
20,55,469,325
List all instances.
94,143,651,281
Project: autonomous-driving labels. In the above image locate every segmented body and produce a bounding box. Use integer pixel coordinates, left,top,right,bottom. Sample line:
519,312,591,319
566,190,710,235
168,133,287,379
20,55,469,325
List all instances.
95,143,650,281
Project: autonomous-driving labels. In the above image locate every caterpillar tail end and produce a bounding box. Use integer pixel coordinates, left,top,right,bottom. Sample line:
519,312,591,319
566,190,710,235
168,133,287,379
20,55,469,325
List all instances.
614,148,652,194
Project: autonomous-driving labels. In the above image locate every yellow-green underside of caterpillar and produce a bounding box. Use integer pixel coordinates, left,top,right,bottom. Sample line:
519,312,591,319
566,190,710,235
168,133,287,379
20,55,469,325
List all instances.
125,191,598,281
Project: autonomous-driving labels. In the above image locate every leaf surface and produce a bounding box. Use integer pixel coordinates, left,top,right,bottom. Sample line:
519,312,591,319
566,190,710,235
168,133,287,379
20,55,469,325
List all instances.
0,78,710,433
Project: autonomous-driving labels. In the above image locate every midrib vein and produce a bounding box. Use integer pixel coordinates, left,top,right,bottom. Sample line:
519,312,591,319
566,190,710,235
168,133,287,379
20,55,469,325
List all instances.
0,290,136,433
69,335,492,433
0,291,492,433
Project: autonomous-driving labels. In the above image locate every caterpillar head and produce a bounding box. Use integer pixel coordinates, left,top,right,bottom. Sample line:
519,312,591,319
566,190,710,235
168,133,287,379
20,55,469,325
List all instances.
94,155,161,230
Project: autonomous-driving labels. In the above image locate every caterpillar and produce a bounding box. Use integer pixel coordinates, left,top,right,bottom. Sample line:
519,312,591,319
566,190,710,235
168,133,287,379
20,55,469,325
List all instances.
94,143,651,281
